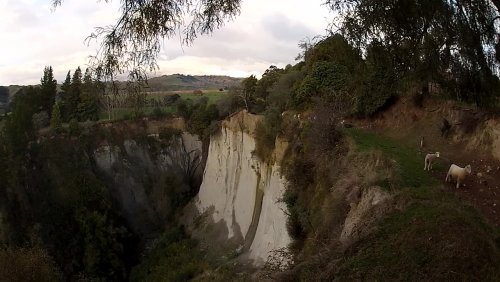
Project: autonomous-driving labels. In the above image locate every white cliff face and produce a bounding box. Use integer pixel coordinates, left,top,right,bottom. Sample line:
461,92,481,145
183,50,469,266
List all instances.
247,163,290,265
195,129,259,239
192,114,291,266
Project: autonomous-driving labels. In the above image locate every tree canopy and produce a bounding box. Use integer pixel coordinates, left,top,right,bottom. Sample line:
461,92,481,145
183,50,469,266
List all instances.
325,0,500,105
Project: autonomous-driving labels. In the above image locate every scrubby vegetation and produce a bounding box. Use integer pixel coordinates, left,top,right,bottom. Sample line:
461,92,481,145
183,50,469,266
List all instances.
130,227,207,281
220,28,500,279
264,116,500,281
4,0,500,279
0,74,215,280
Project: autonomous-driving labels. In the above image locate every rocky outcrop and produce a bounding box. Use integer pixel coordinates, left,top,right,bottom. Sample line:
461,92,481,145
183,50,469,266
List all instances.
340,186,393,245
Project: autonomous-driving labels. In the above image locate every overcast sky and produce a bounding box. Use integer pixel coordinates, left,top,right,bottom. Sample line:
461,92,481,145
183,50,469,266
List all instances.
0,0,333,85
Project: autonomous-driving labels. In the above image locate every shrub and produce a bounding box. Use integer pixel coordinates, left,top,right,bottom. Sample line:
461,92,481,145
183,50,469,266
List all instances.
158,127,182,144
130,227,207,282
164,94,180,106
296,61,349,104
68,118,81,136
253,108,282,161
353,41,397,116
216,89,242,117
32,111,49,131
0,247,62,282
151,107,165,117
50,103,62,132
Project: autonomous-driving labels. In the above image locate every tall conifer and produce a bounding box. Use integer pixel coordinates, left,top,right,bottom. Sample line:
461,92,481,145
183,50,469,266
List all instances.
40,66,57,116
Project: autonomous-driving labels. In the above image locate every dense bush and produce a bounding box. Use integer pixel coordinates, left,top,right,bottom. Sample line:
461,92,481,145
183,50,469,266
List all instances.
0,247,62,282
32,111,49,131
0,97,137,281
130,227,207,282
253,108,282,162
68,118,81,136
296,61,349,103
158,126,182,143
176,97,220,139
352,41,397,116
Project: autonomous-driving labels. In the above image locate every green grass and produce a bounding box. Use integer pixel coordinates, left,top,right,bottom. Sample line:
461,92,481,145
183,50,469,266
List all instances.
145,90,227,103
335,186,500,281
331,128,500,281
98,106,177,121
346,128,439,188
99,91,228,121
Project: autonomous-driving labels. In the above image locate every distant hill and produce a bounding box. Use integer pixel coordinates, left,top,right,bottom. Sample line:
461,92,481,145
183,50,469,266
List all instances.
4,85,22,97
0,74,244,96
0,85,22,108
145,74,243,92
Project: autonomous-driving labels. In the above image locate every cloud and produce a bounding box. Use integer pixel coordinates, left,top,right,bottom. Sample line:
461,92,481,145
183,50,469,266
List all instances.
262,13,316,43
0,0,333,85
2,0,41,30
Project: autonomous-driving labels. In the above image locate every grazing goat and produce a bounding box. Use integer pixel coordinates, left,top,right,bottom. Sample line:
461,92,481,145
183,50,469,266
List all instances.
424,152,440,171
445,164,472,188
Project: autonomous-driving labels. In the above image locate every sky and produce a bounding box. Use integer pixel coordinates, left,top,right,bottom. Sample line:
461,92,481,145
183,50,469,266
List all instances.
0,0,333,85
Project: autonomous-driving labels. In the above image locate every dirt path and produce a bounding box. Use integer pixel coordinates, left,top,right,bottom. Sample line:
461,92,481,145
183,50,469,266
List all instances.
428,147,500,227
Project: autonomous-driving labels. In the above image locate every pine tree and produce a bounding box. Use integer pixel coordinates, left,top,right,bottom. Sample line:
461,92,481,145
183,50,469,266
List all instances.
61,71,71,93
60,70,71,120
40,66,57,116
65,67,82,121
50,102,62,132
78,68,99,121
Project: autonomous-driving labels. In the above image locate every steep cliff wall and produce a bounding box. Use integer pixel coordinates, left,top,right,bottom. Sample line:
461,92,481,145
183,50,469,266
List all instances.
184,111,291,266
94,132,203,239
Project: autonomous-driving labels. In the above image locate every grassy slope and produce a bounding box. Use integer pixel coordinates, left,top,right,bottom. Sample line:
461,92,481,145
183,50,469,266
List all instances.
333,129,500,281
146,74,242,91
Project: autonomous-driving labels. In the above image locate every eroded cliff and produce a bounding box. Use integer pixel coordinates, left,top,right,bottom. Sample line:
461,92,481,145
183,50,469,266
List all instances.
183,111,291,266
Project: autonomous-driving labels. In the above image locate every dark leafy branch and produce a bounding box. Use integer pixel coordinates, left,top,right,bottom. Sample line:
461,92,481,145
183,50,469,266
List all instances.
53,0,241,82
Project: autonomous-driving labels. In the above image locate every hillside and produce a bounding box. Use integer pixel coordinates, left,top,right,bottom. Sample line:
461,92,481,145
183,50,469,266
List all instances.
145,74,243,92
350,96,500,227
0,74,243,96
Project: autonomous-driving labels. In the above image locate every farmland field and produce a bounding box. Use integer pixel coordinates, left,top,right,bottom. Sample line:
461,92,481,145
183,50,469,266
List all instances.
99,89,229,121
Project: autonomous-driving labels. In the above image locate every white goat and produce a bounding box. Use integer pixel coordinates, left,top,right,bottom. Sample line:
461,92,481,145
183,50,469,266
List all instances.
445,164,472,188
424,152,440,171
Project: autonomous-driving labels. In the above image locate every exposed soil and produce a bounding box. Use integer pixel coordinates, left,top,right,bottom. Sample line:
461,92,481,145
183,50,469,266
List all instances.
429,148,500,228
352,96,500,227
414,141,499,229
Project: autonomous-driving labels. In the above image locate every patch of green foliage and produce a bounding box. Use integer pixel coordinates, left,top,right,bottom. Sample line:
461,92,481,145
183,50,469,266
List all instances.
279,105,348,253
346,128,437,188
334,186,500,281
0,247,62,282
101,91,228,122
130,227,208,282
284,128,500,281
296,61,348,103
176,97,220,139
352,41,397,116
253,108,282,162
0,88,138,280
